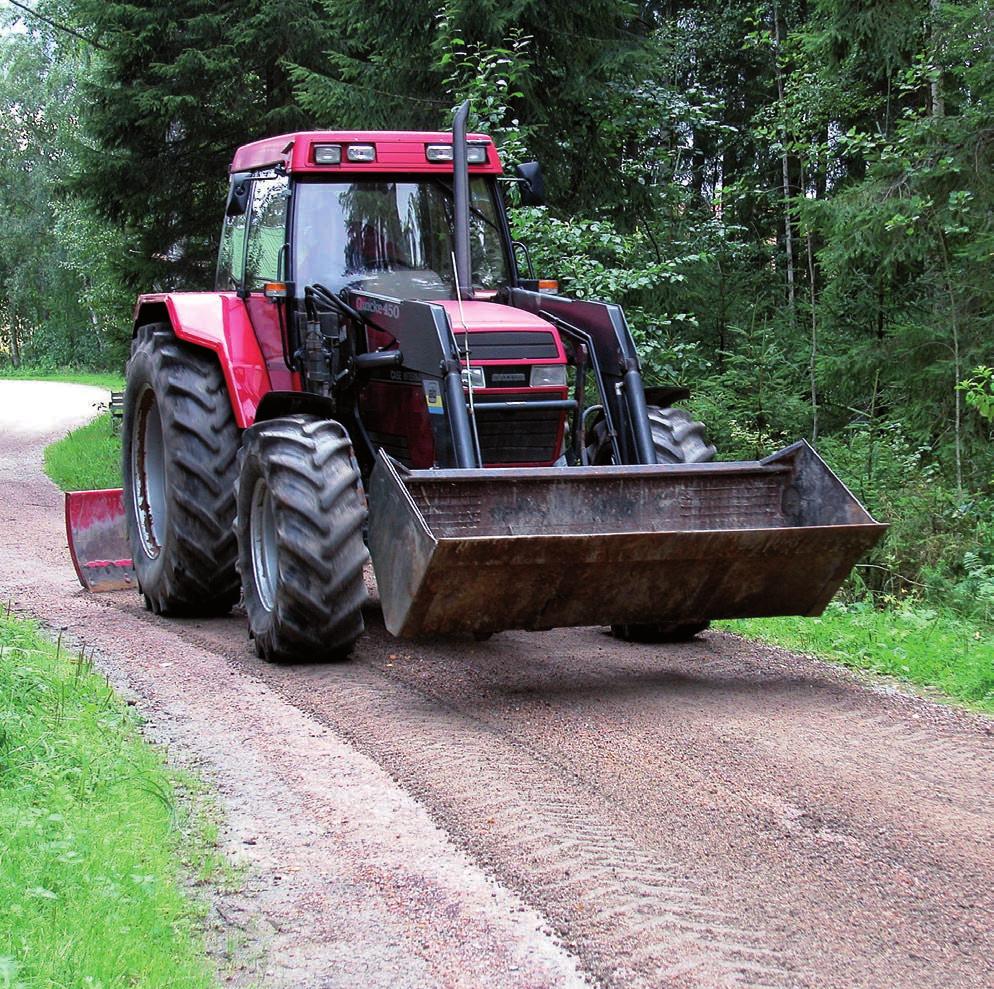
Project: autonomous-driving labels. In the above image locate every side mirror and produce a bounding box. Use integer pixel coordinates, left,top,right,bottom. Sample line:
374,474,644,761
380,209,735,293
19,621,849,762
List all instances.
226,172,252,217
514,161,545,207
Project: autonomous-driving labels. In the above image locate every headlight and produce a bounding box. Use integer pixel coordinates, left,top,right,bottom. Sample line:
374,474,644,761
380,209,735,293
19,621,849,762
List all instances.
346,144,376,162
426,143,489,164
461,366,485,389
530,365,567,387
313,144,341,165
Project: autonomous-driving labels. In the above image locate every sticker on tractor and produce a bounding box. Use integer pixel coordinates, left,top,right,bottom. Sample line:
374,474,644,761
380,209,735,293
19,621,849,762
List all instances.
423,380,445,415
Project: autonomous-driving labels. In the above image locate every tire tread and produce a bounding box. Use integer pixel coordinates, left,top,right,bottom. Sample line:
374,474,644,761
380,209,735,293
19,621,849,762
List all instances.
236,415,368,662
123,322,240,616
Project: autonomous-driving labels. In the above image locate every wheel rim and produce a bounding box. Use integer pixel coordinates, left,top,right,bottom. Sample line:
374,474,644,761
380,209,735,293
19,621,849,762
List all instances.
250,478,279,613
132,387,168,559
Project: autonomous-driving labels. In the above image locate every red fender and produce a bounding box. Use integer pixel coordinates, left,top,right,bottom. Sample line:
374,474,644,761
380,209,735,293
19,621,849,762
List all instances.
133,292,271,428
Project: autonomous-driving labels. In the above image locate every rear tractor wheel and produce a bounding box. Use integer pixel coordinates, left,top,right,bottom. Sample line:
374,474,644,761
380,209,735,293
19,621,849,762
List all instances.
122,322,241,616
235,416,369,662
590,404,716,644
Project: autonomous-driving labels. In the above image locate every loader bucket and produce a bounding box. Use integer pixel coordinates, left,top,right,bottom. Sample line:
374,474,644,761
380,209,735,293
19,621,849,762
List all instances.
367,442,886,638
65,489,134,592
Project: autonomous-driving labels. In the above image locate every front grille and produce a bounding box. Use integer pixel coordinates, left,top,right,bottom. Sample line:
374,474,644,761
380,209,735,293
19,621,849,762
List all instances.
473,391,564,465
484,366,529,388
454,331,558,361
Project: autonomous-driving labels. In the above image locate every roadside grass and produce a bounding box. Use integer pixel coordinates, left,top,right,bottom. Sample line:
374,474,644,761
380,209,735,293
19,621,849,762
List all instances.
0,366,124,392
0,611,223,988
44,414,122,491
719,600,994,713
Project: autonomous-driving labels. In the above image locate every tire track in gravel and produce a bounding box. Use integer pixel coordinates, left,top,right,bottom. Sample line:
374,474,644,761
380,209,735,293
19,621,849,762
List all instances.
160,609,796,989
161,595,994,989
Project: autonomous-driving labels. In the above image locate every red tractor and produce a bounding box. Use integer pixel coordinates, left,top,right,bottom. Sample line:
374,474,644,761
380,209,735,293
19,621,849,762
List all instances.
66,103,885,661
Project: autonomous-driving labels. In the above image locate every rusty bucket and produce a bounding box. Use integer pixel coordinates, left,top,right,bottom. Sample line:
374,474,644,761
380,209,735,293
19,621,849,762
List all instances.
367,442,887,638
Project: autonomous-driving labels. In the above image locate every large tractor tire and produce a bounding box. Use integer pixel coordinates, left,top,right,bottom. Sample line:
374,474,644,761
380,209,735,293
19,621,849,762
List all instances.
122,322,241,616
590,405,716,644
235,415,368,662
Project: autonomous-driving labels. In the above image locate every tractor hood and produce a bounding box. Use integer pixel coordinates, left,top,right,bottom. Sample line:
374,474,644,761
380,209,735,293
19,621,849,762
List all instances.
434,300,566,363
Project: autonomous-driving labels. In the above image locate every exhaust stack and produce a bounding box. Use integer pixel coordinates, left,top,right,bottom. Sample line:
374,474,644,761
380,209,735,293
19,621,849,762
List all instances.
452,100,473,298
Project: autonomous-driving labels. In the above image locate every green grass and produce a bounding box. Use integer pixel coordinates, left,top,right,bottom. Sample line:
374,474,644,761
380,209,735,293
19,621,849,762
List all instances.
720,600,994,712
0,367,125,392
44,414,122,491
0,611,222,988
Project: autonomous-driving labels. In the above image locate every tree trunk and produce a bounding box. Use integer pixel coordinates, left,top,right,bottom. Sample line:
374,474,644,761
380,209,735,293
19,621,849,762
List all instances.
930,0,945,117
772,2,796,318
938,232,963,496
7,321,21,368
806,228,818,442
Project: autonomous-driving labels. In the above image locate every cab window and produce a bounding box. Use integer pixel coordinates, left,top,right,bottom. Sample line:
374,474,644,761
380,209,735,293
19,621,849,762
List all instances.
245,173,290,288
216,195,248,291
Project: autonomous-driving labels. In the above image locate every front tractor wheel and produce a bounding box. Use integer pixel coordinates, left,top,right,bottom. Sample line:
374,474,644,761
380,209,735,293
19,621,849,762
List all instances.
122,322,241,616
236,416,369,662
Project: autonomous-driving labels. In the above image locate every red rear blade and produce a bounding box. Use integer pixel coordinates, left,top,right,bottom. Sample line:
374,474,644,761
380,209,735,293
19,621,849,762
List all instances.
65,489,134,592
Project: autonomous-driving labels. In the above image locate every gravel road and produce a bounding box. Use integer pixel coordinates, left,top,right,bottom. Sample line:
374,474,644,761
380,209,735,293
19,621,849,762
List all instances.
1,379,992,989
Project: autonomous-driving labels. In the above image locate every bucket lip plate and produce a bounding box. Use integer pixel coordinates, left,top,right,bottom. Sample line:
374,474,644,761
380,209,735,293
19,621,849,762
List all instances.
400,461,789,483
431,521,889,544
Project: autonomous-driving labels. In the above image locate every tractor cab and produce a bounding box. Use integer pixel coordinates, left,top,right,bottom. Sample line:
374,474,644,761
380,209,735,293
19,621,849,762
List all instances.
291,172,511,301
216,127,569,470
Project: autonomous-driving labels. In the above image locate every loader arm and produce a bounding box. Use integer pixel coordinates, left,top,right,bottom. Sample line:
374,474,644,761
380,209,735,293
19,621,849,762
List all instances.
505,287,656,465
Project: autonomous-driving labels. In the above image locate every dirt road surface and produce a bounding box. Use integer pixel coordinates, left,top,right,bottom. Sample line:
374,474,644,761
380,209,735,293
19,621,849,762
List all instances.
1,379,992,989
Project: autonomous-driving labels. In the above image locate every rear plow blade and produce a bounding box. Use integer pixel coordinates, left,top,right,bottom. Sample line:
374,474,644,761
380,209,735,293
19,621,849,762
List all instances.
367,442,886,638
65,489,134,592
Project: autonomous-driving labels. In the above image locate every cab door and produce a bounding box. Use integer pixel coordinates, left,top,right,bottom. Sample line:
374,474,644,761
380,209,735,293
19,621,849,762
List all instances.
243,172,294,391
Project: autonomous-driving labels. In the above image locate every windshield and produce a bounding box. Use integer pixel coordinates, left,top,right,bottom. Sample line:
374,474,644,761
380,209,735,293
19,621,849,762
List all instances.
292,177,510,300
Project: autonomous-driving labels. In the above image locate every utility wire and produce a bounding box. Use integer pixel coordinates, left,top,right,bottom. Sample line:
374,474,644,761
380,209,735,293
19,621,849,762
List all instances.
5,0,108,51
307,70,451,107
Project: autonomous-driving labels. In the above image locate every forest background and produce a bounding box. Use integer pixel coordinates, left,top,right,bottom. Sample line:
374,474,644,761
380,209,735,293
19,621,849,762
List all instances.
2,0,993,621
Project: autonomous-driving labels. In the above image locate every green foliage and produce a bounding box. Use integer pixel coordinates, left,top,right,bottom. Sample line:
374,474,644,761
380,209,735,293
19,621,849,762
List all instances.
721,600,994,711
960,366,994,423
66,0,331,289
511,209,697,301
44,413,123,492
813,421,994,607
437,21,534,166
0,612,220,987
292,0,667,216
0,26,132,370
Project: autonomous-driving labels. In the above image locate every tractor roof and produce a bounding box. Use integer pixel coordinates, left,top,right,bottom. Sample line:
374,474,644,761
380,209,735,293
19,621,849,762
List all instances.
231,130,502,176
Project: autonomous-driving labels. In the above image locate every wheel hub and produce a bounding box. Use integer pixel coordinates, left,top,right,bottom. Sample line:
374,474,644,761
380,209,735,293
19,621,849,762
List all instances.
132,387,168,559
250,478,279,613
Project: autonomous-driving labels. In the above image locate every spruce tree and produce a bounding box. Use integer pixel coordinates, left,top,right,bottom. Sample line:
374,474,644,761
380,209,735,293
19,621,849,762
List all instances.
291,0,664,219
66,0,332,288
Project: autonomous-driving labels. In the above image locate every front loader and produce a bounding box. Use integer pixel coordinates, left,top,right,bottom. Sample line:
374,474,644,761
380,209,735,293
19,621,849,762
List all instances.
66,101,886,661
